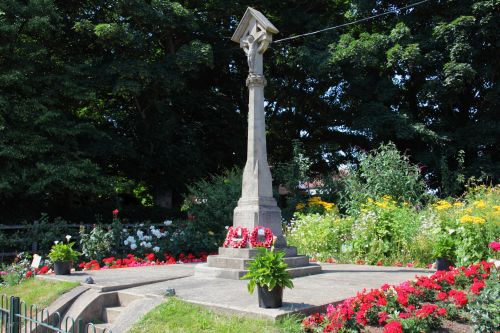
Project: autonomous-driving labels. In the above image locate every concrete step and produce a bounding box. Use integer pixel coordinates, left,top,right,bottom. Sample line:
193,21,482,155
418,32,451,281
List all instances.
208,255,309,270
91,323,111,333
102,306,124,324
218,246,297,258
194,262,322,280
117,292,141,307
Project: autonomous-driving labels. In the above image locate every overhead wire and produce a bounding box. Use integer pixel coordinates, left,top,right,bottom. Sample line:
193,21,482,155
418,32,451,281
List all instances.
273,0,432,44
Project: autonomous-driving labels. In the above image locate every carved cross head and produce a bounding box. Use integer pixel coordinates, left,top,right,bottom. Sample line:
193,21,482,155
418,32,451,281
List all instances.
231,7,279,55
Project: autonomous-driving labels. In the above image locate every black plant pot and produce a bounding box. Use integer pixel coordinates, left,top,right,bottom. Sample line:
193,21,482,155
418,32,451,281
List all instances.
436,258,452,271
257,285,283,308
54,260,72,275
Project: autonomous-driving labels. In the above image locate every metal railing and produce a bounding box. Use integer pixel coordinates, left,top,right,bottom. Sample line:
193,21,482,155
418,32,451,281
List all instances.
0,295,111,333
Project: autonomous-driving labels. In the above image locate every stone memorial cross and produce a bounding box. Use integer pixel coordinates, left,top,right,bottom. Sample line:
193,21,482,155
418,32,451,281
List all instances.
230,8,286,247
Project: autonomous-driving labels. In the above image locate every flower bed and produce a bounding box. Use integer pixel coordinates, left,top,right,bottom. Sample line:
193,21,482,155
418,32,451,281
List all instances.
302,261,498,332
78,252,210,271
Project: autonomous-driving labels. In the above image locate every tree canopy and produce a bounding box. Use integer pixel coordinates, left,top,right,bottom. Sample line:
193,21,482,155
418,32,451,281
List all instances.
0,0,498,222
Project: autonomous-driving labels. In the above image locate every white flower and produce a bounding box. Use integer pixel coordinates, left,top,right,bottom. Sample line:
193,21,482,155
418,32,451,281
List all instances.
136,230,144,240
130,243,137,250
54,241,59,245
124,240,129,245
65,235,71,242
164,220,172,226
153,246,160,252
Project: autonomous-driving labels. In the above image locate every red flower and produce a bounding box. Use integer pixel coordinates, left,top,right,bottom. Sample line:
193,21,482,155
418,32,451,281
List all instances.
112,209,119,216
38,266,49,274
470,280,485,295
145,253,155,262
448,290,468,307
437,308,447,316
437,291,448,301
102,257,115,264
384,321,403,333
378,311,389,325
25,271,33,278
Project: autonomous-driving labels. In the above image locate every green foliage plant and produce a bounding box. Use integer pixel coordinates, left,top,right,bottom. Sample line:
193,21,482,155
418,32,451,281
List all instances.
182,168,241,237
241,248,294,294
341,143,427,213
351,196,420,265
286,213,353,262
48,242,81,262
432,235,456,260
80,226,114,261
468,269,500,333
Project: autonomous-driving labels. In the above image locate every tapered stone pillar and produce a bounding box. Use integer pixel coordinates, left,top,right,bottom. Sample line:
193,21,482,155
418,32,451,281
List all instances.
194,7,321,279
231,10,286,247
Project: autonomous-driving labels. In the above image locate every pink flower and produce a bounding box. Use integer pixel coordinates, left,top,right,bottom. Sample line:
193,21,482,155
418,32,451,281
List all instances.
488,241,500,251
112,209,119,216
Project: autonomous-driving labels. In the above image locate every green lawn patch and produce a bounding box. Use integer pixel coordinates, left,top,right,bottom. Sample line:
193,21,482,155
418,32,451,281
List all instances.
0,278,79,308
129,297,302,333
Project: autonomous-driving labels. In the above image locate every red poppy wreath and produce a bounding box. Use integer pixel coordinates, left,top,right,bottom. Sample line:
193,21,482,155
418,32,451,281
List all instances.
249,226,274,248
222,226,249,248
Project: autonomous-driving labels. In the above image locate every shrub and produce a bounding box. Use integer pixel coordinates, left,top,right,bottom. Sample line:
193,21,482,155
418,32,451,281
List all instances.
120,220,219,257
350,196,420,265
286,212,353,262
468,270,500,333
182,168,241,238
80,226,114,261
341,142,427,213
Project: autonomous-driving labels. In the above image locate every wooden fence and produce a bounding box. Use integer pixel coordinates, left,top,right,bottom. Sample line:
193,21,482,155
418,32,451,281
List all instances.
0,222,164,259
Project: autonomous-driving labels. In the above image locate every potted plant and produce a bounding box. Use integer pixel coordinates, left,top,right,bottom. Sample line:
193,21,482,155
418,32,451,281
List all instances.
433,235,455,271
241,248,294,308
49,240,81,275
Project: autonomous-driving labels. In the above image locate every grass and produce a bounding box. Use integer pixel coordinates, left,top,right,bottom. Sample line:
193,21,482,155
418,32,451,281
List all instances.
129,297,303,333
0,278,79,308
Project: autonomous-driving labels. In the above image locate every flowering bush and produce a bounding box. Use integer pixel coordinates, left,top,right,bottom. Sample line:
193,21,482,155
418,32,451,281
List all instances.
78,252,210,271
0,253,50,286
351,196,420,265
302,261,497,332
295,196,336,215
287,185,499,267
285,213,353,262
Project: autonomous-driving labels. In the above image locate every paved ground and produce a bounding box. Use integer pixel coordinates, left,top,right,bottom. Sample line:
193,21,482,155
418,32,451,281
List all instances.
39,264,197,291
39,263,433,319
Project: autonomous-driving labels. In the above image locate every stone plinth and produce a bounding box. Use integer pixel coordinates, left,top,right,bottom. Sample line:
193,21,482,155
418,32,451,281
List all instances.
194,247,321,280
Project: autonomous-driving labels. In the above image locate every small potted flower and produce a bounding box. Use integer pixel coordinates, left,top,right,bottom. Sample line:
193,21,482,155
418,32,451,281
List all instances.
241,247,294,308
433,235,455,271
49,236,81,275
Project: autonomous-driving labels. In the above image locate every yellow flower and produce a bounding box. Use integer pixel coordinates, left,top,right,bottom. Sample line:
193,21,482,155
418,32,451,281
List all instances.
460,215,486,224
434,200,452,211
493,205,500,211
296,203,305,210
382,195,393,201
453,202,464,207
474,200,487,209
307,196,322,204
321,202,335,211
367,198,374,203
375,201,389,209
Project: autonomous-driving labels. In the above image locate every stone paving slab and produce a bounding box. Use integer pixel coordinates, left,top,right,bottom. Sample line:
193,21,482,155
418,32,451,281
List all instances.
37,264,197,292
125,263,433,320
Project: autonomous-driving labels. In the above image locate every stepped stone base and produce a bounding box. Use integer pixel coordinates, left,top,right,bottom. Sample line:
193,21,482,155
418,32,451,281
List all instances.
194,247,322,280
